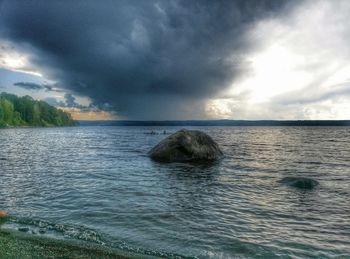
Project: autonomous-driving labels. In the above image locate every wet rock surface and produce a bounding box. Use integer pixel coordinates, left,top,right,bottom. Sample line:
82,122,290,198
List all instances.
149,129,223,162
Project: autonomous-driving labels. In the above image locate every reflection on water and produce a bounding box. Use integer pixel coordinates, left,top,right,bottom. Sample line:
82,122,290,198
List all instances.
0,126,349,258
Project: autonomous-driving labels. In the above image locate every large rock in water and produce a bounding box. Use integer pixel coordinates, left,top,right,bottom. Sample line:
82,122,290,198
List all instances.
149,129,223,162
278,177,319,190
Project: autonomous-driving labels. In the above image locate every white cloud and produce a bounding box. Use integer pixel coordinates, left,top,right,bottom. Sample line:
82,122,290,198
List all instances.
208,0,350,120
0,40,43,77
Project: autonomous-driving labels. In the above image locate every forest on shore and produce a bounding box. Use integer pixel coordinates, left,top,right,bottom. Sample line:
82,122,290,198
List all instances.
0,92,76,127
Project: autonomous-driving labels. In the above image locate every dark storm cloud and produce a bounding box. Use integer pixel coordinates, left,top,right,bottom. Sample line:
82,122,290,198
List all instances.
0,0,295,119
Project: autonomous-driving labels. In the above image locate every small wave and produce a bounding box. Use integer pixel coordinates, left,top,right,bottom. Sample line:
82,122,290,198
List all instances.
3,216,185,258
7,217,106,245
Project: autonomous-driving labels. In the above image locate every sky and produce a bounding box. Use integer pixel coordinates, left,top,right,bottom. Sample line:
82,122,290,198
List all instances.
0,0,350,120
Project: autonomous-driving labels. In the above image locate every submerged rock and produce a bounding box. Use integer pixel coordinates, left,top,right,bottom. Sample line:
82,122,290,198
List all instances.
149,129,223,162
279,177,319,189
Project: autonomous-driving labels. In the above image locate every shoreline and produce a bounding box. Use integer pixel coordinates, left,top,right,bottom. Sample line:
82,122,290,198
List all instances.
0,229,155,259
0,124,78,129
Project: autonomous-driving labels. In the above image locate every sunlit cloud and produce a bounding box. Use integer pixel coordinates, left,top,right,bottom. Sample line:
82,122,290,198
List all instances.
0,40,42,77
209,0,350,120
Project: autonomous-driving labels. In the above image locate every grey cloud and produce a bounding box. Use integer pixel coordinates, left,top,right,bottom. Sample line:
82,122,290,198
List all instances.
14,82,43,91
1,0,295,119
64,93,80,108
44,94,82,108
43,97,66,107
275,82,350,105
13,81,64,92
43,84,64,93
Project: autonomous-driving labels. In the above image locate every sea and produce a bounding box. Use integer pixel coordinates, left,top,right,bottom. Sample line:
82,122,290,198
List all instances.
0,126,349,258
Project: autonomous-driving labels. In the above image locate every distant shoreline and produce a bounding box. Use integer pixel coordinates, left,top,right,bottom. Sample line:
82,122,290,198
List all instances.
78,120,350,127
2,120,349,128
0,125,76,129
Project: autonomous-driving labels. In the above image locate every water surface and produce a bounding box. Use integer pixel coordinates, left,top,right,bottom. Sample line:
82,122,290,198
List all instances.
0,126,349,258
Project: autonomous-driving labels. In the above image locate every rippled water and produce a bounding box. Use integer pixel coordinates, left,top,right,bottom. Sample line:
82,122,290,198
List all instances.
0,126,349,258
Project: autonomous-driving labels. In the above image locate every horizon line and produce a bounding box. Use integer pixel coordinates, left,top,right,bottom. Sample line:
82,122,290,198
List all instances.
78,119,350,127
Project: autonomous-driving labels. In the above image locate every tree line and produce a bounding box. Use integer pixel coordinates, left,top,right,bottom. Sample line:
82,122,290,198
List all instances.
0,92,77,127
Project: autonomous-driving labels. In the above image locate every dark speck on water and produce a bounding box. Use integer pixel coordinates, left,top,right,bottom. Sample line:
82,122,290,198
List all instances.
278,176,319,189
18,227,29,233
0,126,349,258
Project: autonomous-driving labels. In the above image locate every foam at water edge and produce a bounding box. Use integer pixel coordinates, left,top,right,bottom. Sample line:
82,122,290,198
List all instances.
2,216,184,258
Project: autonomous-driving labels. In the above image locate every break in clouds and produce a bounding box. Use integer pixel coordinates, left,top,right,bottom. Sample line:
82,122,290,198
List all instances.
0,0,350,119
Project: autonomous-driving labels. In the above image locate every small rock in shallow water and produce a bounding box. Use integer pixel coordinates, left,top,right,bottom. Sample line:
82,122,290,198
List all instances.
39,229,46,234
149,129,223,162
279,177,319,189
0,211,7,218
